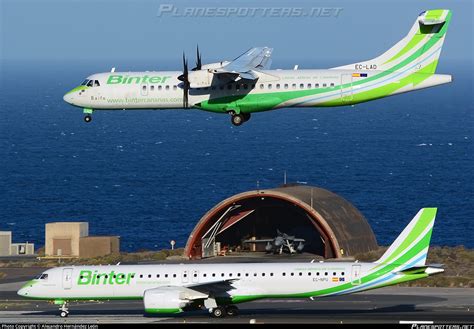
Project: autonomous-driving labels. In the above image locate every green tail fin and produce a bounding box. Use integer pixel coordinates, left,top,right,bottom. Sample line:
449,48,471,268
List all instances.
375,208,437,267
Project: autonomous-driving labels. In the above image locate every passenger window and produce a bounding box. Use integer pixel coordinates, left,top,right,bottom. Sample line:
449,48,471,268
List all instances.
150,85,155,91
291,273,294,276
276,84,280,89
299,272,303,276
299,83,304,89
253,273,257,277
173,274,177,278
142,85,147,91
315,83,319,88
212,273,216,277
323,83,327,87
268,84,272,89
333,272,337,276
260,84,264,89
270,273,274,276
284,84,288,89
158,85,162,91
165,85,170,90
148,274,151,278
292,83,296,89
308,272,311,276
245,273,249,277
173,85,177,90
325,272,328,276
342,272,345,276
140,274,143,278
307,83,311,88
316,272,320,276
165,274,168,278
282,273,286,276
262,273,265,277
330,83,335,87
156,274,160,278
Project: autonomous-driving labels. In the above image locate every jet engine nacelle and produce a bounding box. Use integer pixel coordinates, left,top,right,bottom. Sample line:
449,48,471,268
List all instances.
143,287,188,314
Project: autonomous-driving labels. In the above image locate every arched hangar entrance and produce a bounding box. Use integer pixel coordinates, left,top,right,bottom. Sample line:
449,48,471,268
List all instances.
185,185,378,259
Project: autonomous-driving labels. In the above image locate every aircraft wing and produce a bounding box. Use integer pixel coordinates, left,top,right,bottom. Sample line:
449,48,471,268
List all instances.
184,278,239,295
243,239,273,244
212,47,273,81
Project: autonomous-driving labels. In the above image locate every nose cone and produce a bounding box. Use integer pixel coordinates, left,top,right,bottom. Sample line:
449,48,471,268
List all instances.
63,92,73,104
17,287,27,297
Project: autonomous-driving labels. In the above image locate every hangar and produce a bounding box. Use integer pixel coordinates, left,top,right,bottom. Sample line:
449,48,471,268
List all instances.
185,185,378,259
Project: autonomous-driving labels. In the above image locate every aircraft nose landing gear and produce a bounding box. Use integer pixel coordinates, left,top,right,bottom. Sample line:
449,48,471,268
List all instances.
83,108,94,123
59,301,69,317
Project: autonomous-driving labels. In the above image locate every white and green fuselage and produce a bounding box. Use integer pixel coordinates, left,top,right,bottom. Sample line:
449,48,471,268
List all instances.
63,9,452,125
18,208,443,315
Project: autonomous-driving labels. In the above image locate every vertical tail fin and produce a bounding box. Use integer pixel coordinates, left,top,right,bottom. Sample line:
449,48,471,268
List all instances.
332,10,452,74
375,208,437,267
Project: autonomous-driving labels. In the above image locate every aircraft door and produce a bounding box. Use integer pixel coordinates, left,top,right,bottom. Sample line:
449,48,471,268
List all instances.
351,264,361,285
341,74,353,102
62,268,73,290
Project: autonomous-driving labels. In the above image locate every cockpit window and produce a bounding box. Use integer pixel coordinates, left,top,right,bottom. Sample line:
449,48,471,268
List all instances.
94,80,100,87
86,80,94,87
36,273,48,280
81,79,89,86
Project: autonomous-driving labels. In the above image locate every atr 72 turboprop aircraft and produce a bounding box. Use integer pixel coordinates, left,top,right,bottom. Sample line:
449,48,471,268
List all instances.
18,208,443,318
63,9,452,126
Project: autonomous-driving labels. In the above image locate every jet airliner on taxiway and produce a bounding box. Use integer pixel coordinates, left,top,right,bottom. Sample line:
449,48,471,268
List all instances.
63,9,452,125
18,208,443,318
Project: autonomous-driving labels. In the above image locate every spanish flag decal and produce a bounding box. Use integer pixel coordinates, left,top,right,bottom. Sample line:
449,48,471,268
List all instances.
352,73,368,77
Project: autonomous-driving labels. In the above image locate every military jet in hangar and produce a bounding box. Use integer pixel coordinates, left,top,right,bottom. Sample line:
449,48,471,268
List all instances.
243,230,305,254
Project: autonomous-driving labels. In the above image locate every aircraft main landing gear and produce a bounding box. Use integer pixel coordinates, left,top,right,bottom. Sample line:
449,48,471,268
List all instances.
59,302,69,317
209,305,239,318
230,112,251,126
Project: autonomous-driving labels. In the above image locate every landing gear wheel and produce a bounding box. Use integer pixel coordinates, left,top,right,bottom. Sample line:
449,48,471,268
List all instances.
60,311,69,318
231,114,244,126
211,306,226,318
84,115,92,123
59,301,69,317
225,305,239,316
242,113,251,122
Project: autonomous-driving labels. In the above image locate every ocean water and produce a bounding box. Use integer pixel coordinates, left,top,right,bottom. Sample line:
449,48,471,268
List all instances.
0,60,472,252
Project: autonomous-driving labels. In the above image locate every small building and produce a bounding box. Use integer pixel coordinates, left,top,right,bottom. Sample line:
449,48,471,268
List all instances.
45,222,120,258
79,236,120,258
45,222,88,257
0,231,35,256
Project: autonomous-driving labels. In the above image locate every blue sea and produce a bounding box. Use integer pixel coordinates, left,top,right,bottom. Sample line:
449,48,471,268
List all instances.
1,59,473,251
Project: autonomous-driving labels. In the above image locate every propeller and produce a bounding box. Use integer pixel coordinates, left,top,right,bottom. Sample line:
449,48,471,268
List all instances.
192,45,202,71
177,53,189,108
